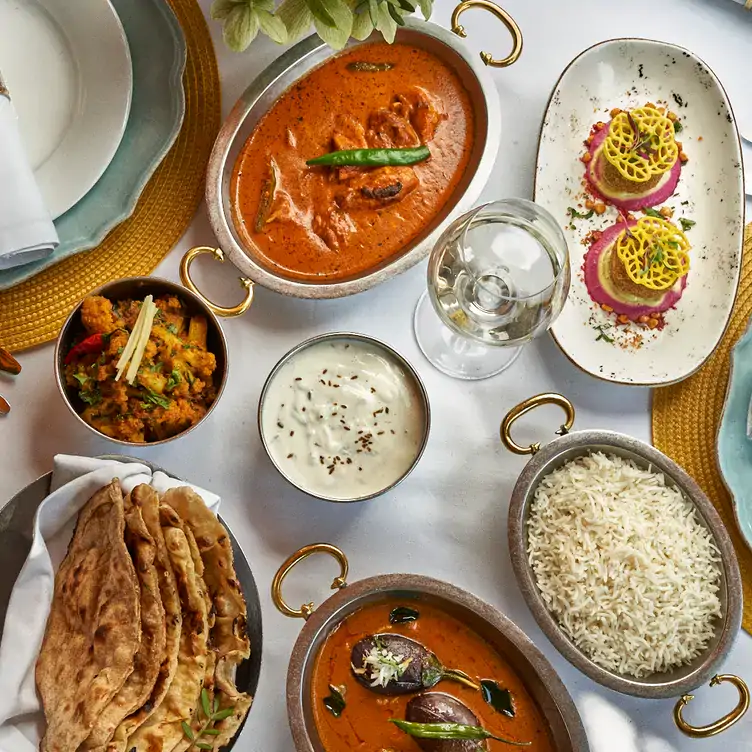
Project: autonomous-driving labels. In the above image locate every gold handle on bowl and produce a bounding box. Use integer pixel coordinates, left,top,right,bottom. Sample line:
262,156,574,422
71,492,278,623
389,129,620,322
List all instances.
271,543,349,620
500,393,575,455
179,246,254,318
450,0,523,68
674,674,750,738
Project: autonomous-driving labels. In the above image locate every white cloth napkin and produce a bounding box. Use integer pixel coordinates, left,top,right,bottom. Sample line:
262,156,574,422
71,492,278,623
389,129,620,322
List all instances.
0,455,221,752
0,89,58,271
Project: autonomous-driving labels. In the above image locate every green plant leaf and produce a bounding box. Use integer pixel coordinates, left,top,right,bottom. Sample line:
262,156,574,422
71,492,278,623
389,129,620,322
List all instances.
351,9,374,39
181,721,194,741
418,0,432,19
396,0,416,11
368,0,379,24
277,0,314,41
375,0,397,42
196,744,214,751
387,2,405,26
257,9,288,43
223,4,260,51
213,696,220,715
211,0,242,20
255,0,275,10
212,708,236,722
201,688,212,719
202,729,221,736
313,0,353,48
306,0,337,27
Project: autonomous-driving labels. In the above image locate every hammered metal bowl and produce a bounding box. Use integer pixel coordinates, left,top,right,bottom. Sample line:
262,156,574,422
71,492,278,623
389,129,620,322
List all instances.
503,394,743,703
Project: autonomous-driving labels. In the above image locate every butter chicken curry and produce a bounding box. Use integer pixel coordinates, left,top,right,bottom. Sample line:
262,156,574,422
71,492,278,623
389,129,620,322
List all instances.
231,42,475,281
311,600,555,750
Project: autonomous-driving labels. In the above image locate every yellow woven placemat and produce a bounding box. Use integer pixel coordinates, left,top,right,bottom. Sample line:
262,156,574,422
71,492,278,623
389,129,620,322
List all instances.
0,0,220,352
653,225,752,635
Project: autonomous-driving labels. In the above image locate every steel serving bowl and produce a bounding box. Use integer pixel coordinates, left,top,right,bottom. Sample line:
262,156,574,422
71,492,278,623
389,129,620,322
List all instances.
55,276,229,447
178,2,524,316
501,393,748,737
258,332,430,502
271,543,590,752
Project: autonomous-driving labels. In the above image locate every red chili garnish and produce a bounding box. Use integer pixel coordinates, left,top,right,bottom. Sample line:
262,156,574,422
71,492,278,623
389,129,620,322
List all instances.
64,333,107,365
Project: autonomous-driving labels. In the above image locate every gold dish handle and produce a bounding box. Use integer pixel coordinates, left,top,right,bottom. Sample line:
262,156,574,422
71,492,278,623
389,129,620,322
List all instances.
674,675,750,738
179,246,254,318
500,393,575,455
450,0,523,68
271,543,349,620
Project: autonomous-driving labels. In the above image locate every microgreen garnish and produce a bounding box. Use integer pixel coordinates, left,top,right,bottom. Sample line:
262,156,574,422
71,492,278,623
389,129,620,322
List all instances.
673,120,683,133
182,688,236,751
679,218,696,232
323,684,346,717
480,680,516,717
567,207,594,220
594,325,614,344
389,606,420,624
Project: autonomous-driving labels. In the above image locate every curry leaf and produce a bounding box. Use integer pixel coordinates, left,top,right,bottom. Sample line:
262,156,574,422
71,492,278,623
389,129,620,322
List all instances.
480,679,515,717
313,0,353,48
277,0,314,41
389,606,420,624
323,685,346,717
257,9,288,43
212,707,236,722
201,689,212,719
223,4,260,51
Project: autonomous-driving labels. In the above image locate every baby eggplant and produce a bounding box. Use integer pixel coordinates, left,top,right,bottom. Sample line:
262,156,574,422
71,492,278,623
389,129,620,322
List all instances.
405,692,486,751
350,634,478,695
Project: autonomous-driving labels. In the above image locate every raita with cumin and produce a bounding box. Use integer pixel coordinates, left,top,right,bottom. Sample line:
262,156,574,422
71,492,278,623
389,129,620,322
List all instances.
259,337,427,500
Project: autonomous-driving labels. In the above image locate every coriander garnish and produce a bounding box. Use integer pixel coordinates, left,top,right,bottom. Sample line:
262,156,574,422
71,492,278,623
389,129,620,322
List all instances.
594,325,615,344
679,218,695,232
567,207,594,221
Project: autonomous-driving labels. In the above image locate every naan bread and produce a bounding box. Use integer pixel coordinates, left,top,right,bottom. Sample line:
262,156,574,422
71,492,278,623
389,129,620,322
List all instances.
126,526,209,752
160,489,250,690
81,497,166,751
36,481,141,752
106,486,182,752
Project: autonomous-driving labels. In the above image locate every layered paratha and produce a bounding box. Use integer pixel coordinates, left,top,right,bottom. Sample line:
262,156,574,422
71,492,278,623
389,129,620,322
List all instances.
36,481,141,752
81,497,166,752
106,486,183,752
125,525,209,752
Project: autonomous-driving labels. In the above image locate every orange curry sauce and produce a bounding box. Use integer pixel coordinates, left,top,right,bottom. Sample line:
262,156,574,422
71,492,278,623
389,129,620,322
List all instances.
311,601,555,751
231,42,474,281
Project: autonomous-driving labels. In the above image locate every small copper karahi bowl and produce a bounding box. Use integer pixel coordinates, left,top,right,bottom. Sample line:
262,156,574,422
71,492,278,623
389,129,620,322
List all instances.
502,393,749,738
54,276,229,447
271,543,590,752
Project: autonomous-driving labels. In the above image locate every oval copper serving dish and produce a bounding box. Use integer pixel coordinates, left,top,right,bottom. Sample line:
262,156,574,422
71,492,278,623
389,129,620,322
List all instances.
179,2,523,317
502,393,749,738
271,543,589,751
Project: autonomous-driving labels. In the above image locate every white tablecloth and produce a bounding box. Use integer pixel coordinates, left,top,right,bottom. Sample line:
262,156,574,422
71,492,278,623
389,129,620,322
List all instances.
1,0,752,749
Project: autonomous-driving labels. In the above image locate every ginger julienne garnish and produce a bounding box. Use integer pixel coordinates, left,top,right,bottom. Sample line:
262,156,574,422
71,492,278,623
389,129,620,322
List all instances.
616,217,690,290
603,107,679,183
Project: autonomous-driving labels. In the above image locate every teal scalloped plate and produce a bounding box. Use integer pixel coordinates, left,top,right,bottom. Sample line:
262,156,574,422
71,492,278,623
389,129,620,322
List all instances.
717,315,752,551
0,0,186,291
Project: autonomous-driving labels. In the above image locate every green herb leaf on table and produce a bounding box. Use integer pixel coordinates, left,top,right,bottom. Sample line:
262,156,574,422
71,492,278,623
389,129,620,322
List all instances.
350,8,375,39
567,207,594,221
480,679,515,717
222,3,261,51
323,684,347,717
389,606,420,624
418,0,432,19
674,120,683,133
277,0,314,41
375,0,398,43
643,207,663,218
679,218,696,232
312,0,353,49
257,8,289,42
390,720,530,746
594,325,614,344
307,0,337,26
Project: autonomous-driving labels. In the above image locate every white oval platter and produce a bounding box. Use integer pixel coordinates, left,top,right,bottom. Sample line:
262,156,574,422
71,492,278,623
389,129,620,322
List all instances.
535,38,743,386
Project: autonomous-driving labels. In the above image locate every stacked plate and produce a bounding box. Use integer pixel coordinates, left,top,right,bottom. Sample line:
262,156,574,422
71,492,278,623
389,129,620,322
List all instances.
0,0,186,290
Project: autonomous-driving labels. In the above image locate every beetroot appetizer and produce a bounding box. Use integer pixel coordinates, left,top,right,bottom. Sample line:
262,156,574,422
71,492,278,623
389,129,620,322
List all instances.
585,106,684,211
584,216,690,321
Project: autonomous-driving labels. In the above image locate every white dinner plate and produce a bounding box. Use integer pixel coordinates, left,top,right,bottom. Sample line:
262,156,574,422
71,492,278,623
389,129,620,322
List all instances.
535,39,744,386
0,0,132,219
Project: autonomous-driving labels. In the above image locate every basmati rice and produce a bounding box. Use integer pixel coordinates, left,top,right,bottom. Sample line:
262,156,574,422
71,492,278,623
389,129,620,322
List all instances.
527,452,722,678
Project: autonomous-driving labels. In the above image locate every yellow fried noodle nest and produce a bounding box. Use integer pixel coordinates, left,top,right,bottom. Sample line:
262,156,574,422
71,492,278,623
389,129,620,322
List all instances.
603,107,679,183
616,216,690,290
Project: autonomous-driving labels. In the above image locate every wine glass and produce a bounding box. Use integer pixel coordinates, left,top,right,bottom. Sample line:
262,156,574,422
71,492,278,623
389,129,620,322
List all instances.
414,199,570,380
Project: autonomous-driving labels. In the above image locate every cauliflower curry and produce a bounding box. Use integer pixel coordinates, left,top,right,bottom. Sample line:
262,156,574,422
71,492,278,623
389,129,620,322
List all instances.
63,295,217,442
